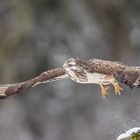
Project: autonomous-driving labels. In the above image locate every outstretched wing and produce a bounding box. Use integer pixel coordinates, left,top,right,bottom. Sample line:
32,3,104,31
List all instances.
0,68,68,99
86,58,140,88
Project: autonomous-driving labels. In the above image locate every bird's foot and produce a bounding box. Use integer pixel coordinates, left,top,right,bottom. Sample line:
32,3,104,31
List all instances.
112,82,123,96
100,84,109,97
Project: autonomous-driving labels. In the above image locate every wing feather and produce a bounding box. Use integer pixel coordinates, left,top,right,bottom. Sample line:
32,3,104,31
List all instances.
86,58,140,88
0,68,68,99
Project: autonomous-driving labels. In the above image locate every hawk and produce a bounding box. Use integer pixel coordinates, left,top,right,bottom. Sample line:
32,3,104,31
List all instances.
0,58,139,99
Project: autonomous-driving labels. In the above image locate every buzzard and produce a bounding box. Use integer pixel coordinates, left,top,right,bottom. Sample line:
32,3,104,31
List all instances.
0,58,139,99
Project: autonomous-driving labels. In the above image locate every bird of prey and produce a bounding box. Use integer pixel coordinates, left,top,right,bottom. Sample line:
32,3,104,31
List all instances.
0,57,139,99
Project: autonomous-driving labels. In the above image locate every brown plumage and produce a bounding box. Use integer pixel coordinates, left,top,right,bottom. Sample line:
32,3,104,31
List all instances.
0,68,68,99
85,58,140,88
0,58,139,99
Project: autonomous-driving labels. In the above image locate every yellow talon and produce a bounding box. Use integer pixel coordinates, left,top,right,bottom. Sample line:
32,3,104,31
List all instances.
99,84,109,97
112,82,123,96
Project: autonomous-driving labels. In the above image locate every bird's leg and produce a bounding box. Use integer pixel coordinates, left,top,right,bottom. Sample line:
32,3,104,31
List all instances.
98,83,109,97
111,80,123,96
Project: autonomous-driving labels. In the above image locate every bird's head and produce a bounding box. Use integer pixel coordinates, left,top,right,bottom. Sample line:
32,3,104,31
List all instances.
63,58,82,71
63,58,88,83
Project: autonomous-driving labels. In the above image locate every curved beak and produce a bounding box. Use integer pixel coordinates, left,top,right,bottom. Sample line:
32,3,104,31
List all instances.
63,63,69,68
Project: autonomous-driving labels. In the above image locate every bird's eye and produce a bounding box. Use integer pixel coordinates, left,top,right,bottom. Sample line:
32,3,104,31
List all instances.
68,64,73,67
68,62,76,66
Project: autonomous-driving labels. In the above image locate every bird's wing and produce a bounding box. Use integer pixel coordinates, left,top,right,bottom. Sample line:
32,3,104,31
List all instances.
0,68,68,99
86,58,140,88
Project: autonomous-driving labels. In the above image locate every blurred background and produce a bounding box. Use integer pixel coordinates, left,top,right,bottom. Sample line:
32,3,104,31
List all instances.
0,0,140,140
